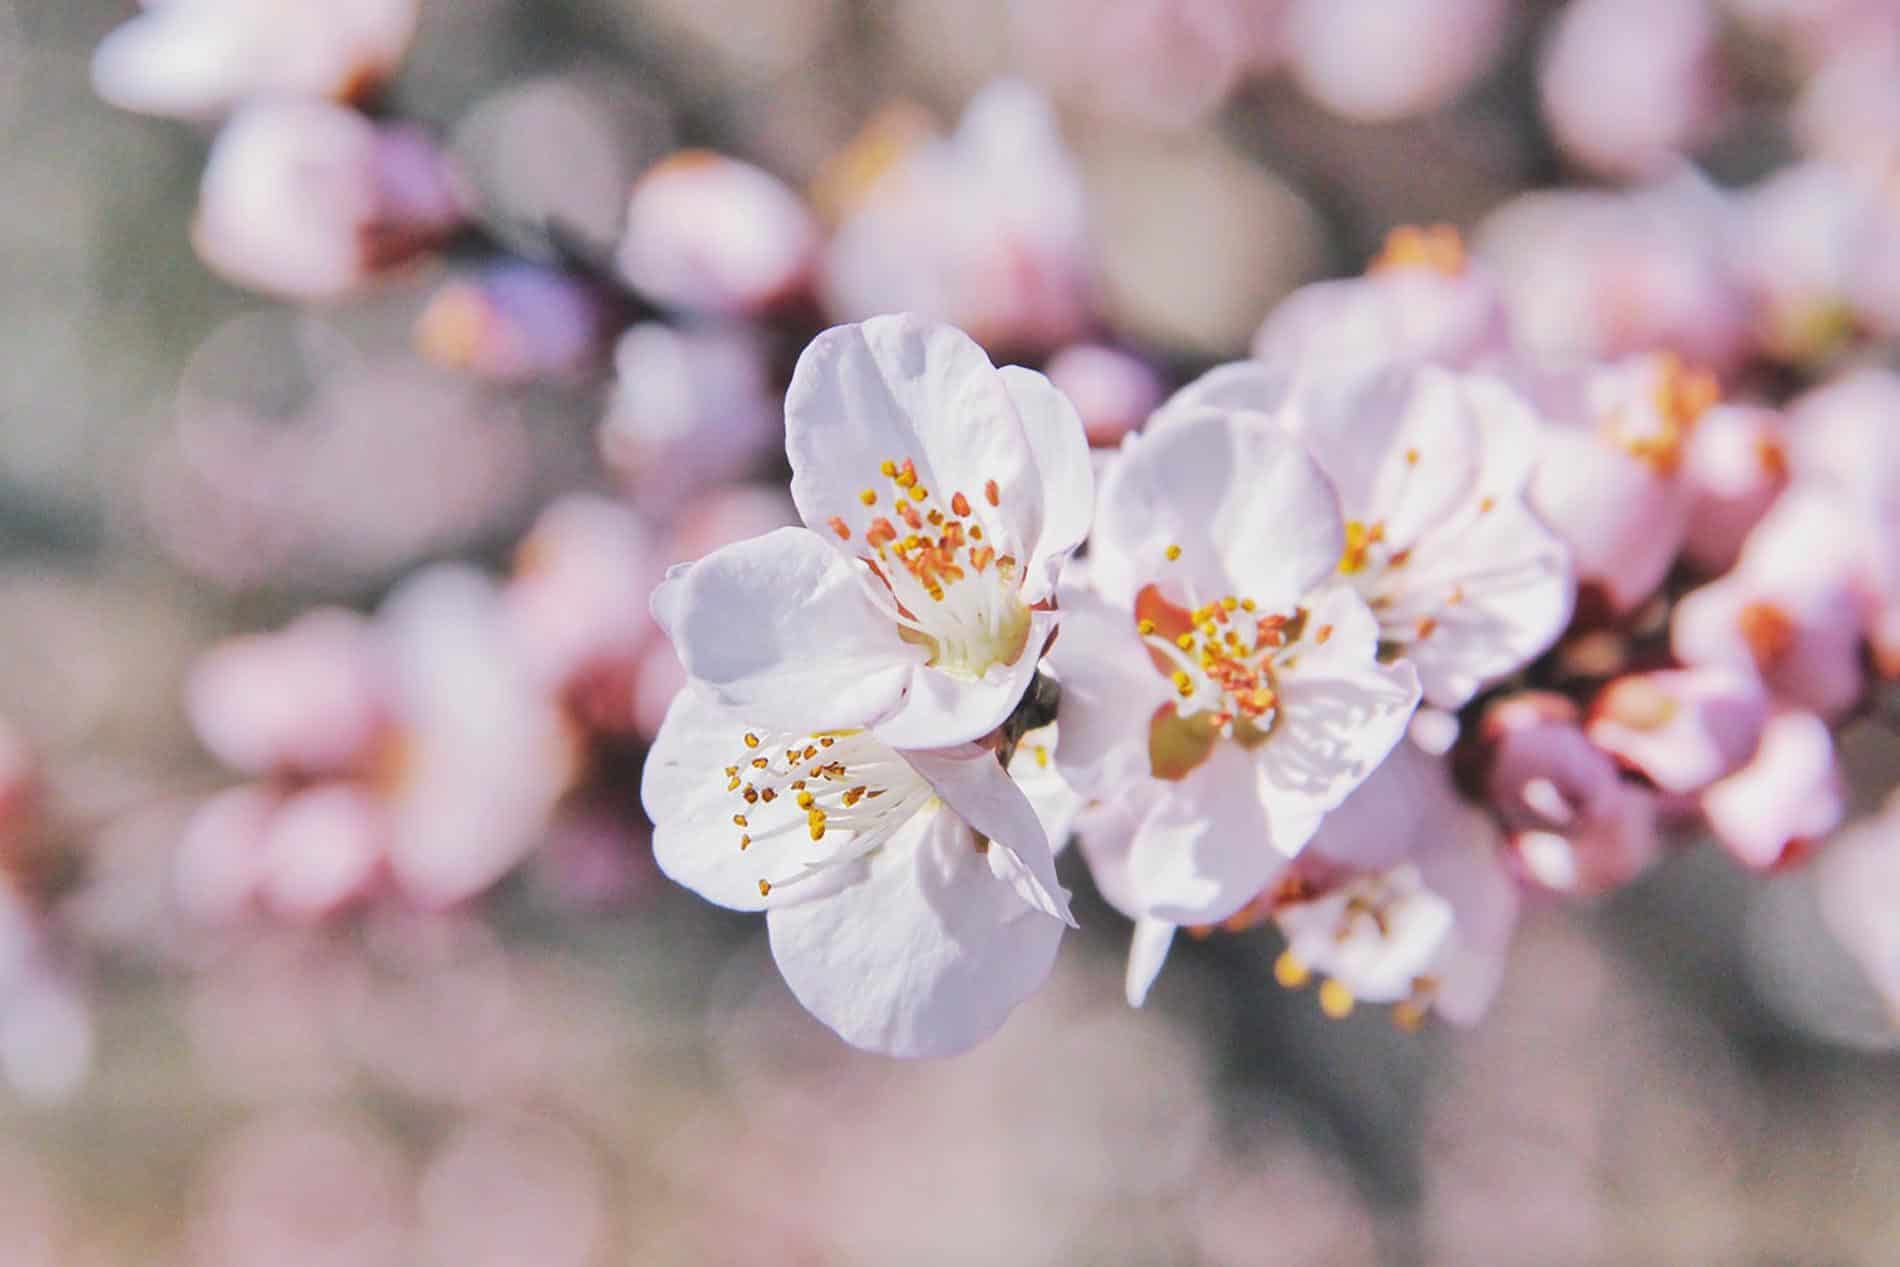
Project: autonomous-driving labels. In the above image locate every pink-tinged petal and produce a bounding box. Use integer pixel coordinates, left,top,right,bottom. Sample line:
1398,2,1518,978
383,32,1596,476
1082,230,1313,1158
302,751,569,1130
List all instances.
1681,404,1789,574
1701,710,1843,870
905,742,1072,926
1151,360,1291,430
870,607,1058,751
1251,262,1510,380
1043,343,1165,447
1125,916,1178,1007
1092,408,1345,613
1126,743,1281,925
1071,783,1164,920
1586,667,1768,794
785,315,1044,564
378,566,576,906
1529,421,1687,614
1414,828,1519,1026
1258,587,1422,829
505,494,661,694
258,784,386,919
651,527,923,734
1046,586,1172,798
765,804,1064,1057
1305,742,1460,873
641,686,870,914
1009,722,1081,856
175,784,277,924
1815,795,1900,1013
998,365,1093,603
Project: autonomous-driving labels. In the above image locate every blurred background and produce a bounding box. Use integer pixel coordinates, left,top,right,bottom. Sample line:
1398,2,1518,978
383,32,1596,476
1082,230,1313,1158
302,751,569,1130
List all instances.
2,0,1899,1263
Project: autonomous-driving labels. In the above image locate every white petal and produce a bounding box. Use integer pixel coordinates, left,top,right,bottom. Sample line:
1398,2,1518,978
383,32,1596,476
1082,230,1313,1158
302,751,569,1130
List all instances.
870,608,1057,750
1304,742,1456,872
650,526,922,733
1046,585,1171,798
1126,743,1284,925
906,742,1074,925
1093,408,1346,614
1009,722,1083,856
785,316,1044,563
1151,361,1291,430
766,806,1064,1057
1259,588,1422,827
1125,917,1178,1007
999,365,1093,602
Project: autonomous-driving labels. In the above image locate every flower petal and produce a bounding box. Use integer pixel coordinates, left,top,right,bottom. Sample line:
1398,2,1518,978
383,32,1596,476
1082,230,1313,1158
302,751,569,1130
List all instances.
650,526,923,733
870,607,1058,750
1093,408,1345,614
786,315,1044,563
1046,586,1172,797
1125,916,1177,1007
1009,722,1082,856
766,804,1064,1057
1151,360,1291,430
999,365,1093,602
905,742,1074,926
1259,587,1422,828
1126,743,1284,925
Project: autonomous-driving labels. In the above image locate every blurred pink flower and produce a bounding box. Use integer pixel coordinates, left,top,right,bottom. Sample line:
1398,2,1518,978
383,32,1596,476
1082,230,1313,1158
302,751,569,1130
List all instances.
1585,666,1769,794
91,0,417,120
257,785,388,919
1528,354,1717,614
194,101,464,302
416,1112,609,1267
1284,0,1512,122
1815,790,1900,1013
1538,0,1727,178
415,265,609,383
617,150,818,317
1010,0,1257,130
597,322,780,512
820,80,1093,352
186,609,388,779
1680,403,1790,574
1481,693,1661,896
1672,490,1867,718
1043,343,1166,448
1701,708,1844,869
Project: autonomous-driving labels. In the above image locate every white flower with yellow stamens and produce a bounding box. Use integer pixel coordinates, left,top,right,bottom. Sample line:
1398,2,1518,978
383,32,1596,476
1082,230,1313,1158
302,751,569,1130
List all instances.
641,685,1076,1057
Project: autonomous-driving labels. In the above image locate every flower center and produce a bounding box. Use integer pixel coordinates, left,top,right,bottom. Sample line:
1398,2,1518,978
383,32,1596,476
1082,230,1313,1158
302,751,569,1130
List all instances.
832,456,1032,680
1272,865,1448,1028
721,725,933,897
1368,223,1466,277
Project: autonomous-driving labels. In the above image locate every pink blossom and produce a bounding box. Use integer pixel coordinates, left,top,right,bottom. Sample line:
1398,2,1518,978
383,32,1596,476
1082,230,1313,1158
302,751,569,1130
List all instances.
617,150,818,317
1701,709,1844,870
414,265,608,383
1538,0,1727,178
1815,790,1900,1013
1680,403,1790,574
1283,0,1513,122
1585,667,1769,794
1043,343,1166,448
1009,0,1256,130
194,101,465,302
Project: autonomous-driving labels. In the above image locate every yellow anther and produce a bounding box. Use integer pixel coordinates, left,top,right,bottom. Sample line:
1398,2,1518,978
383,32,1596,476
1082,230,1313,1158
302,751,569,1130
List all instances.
1164,543,1182,561
1393,1000,1428,1032
1137,619,1156,636
1274,950,1310,989
732,814,748,828
909,485,928,501
807,809,828,841
1175,633,1196,650
1339,521,1371,574
860,488,877,506
879,459,897,477
743,733,760,749
796,790,816,809
758,879,772,896
1240,598,1256,612
1318,979,1356,1019
1171,669,1195,697
1220,596,1238,612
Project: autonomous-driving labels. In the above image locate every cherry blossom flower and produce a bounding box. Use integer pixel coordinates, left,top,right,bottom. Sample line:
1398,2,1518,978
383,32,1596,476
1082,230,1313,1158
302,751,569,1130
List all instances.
1251,225,1513,384
1283,0,1513,122
1680,403,1790,575
193,100,465,302
1528,353,1719,615
1052,407,1420,941
1586,667,1769,795
1672,490,1867,718
819,82,1092,352
91,0,418,120
1701,709,1844,870
641,684,1073,1057
414,265,610,384
1815,791,1900,1013
617,150,818,317
1163,360,1572,708
656,316,1092,751
1009,0,1258,130
1043,343,1167,449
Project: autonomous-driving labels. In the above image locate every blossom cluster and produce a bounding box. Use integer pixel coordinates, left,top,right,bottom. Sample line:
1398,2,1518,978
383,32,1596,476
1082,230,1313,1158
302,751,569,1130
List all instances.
48,0,1899,1075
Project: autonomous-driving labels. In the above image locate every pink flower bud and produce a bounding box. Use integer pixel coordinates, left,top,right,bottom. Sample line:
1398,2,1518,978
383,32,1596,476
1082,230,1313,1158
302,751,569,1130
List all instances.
505,495,661,699
1042,344,1165,447
1702,709,1844,869
175,784,278,924
617,151,817,317
415,265,609,384
1586,667,1769,794
258,784,387,919
1285,0,1512,122
1680,403,1790,574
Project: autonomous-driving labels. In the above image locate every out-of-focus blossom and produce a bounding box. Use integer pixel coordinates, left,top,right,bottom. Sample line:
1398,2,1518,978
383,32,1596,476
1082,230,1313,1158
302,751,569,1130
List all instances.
1815,790,1900,1012
1538,0,1727,178
1283,0,1512,122
1477,174,1751,373
1794,44,1900,173
1701,709,1844,869
1586,667,1769,794
820,81,1093,352
193,100,465,302
1009,0,1256,130
185,609,387,779
1480,692,1660,896
1733,159,1900,363
1164,361,1571,707
1680,403,1790,574
1724,0,1900,66
1252,225,1512,383
1528,353,1718,615
91,0,418,120
597,322,780,513
1787,369,1900,674
641,685,1074,1056
660,316,1090,751
1043,343,1166,448
1673,491,1867,718
415,265,610,383
257,784,388,919
0,719,37,847
417,1112,609,1267
617,150,817,317
1054,409,1419,971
